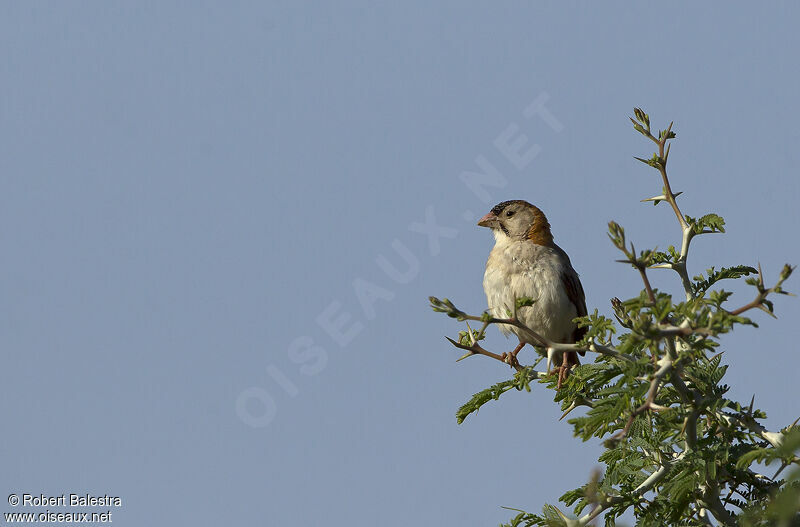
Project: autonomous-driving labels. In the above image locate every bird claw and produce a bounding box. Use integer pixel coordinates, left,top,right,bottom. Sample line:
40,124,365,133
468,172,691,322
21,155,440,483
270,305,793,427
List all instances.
501,341,526,369
500,352,520,369
557,364,568,389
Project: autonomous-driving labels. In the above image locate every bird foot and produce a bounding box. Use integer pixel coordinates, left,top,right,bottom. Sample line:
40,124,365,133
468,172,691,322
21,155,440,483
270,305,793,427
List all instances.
557,363,569,389
500,351,520,369
555,351,580,389
501,341,526,369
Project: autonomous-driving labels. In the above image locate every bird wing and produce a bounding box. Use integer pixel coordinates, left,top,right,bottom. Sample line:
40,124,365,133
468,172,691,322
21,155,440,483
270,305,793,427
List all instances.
561,268,588,352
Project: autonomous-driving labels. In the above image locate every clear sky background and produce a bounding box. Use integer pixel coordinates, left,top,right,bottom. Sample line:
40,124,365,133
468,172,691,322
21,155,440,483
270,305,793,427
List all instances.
2,3,799,526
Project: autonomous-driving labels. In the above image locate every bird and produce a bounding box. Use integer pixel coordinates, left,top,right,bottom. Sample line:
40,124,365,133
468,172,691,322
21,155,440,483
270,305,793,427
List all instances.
477,199,587,387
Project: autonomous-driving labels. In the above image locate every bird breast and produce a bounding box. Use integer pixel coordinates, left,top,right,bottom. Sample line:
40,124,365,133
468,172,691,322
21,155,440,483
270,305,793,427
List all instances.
483,241,578,345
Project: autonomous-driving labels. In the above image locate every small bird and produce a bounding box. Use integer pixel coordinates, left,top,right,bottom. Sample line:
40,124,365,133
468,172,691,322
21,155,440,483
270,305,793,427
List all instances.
478,200,587,386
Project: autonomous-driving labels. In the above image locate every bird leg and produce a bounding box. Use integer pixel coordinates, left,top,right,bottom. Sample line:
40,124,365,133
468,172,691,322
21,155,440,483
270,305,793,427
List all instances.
557,362,569,389
500,341,526,369
556,351,580,389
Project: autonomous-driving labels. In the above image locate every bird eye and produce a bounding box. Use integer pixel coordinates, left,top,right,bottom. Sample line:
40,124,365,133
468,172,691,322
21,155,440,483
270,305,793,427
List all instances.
505,210,515,217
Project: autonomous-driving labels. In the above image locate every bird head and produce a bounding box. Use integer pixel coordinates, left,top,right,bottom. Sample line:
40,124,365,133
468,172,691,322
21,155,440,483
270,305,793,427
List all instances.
477,200,554,246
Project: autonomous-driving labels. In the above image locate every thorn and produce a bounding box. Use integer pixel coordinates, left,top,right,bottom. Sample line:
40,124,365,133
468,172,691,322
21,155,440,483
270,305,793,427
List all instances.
552,506,569,521
757,305,778,318
650,263,673,269
708,352,724,363
547,347,556,374
465,321,476,345
641,192,682,203
455,352,473,362
560,402,578,420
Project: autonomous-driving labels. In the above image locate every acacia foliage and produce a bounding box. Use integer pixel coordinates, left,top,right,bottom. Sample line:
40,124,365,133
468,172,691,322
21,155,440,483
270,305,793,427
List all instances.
431,110,799,526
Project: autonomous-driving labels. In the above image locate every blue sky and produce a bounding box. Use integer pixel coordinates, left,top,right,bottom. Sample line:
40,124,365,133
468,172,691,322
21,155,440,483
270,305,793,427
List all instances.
2,2,799,525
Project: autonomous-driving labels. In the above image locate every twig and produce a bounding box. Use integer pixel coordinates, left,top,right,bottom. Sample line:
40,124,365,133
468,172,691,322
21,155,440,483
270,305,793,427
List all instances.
431,297,635,364
636,264,657,305
636,120,696,301
717,412,785,449
771,461,791,481
655,322,715,338
729,264,768,316
727,263,794,317
579,451,687,525
653,122,689,232
701,492,737,526
445,336,525,371
609,357,673,442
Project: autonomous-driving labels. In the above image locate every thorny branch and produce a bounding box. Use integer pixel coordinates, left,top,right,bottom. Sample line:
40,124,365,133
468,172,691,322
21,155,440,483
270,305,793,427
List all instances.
727,263,795,317
646,121,687,231
429,297,633,368
638,266,657,305
633,115,696,301
578,451,688,526
609,356,674,443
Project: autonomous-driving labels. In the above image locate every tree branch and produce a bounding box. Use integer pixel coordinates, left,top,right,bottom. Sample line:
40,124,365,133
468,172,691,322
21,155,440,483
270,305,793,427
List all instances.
635,117,695,301
430,297,635,368
445,335,526,371
579,451,687,525
609,356,673,442
637,265,657,305
654,122,689,232
700,491,737,526
727,263,794,317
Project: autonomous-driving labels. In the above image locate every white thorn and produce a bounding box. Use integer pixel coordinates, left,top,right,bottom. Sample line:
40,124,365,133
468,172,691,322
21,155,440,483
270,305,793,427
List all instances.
641,191,682,203
762,431,784,448
547,347,557,374
465,321,475,345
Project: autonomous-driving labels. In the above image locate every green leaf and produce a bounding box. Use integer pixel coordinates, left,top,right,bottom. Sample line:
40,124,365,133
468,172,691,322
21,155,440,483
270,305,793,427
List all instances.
455,368,539,424
692,265,758,295
658,128,676,140
516,296,536,310
686,213,726,234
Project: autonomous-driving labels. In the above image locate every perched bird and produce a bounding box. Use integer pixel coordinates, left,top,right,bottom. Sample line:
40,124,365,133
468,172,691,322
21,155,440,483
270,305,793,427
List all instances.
478,200,587,386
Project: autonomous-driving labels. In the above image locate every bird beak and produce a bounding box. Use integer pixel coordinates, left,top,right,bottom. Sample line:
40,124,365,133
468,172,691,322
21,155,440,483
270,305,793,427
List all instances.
477,211,498,228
